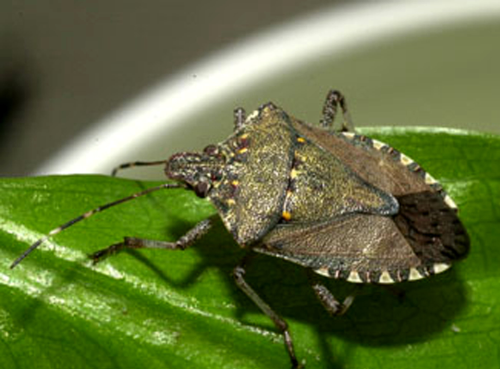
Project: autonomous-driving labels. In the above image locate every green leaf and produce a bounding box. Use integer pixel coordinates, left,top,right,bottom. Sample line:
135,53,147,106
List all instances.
0,127,499,369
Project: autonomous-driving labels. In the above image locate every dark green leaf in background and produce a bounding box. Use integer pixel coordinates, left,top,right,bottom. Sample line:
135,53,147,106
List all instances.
0,127,499,369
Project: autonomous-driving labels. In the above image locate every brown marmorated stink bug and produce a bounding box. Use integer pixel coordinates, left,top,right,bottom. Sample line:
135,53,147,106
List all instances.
11,90,469,368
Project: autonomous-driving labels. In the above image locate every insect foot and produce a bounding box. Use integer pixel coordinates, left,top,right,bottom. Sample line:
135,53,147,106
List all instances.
12,89,469,367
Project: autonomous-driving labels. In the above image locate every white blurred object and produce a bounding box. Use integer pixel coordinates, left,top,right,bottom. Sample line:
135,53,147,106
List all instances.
36,0,500,175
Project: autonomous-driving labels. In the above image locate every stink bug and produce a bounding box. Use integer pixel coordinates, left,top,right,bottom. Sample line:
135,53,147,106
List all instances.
11,90,469,368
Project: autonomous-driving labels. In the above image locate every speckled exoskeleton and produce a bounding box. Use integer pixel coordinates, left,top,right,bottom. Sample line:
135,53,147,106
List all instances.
12,90,470,368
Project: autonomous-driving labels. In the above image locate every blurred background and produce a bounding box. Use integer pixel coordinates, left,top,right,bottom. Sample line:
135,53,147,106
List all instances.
1,0,499,177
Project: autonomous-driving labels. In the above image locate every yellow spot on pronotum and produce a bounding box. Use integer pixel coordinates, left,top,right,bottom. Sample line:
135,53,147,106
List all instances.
227,199,236,206
294,153,307,162
282,211,292,221
297,137,306,143
237,147,248,154
231,180,239,186
240,133,249,139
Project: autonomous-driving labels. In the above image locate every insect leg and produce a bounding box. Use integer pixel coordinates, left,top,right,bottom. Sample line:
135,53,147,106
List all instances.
90,217,214,263
307,270,358,316
10,183,187,269
233,107,247,131
233,253,301,368
320,89,354,132
111,160,169,177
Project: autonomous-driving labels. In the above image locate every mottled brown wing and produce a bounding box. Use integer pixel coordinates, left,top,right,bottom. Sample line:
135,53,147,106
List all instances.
290,118,430,196
209,104,295,245
255,191,469,284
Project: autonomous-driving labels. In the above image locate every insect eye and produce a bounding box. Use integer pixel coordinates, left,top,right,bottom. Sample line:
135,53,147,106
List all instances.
203,145,218,155
194,182,210,198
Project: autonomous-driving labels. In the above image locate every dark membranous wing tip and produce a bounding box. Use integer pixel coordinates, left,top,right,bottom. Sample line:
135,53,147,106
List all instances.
394,191,470,261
